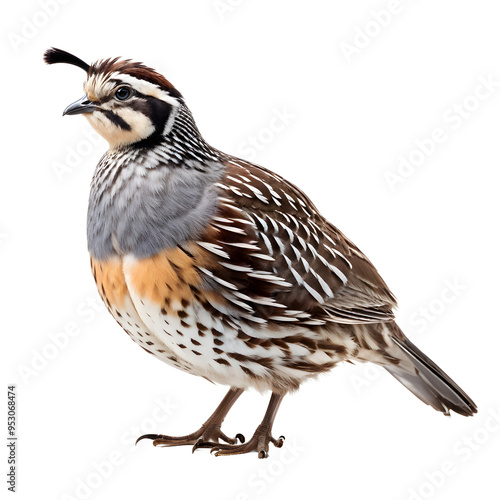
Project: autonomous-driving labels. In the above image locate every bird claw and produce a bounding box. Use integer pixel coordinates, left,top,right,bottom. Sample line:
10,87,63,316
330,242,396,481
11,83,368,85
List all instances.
210,430,285,458
135,434,165,446
135,427,244,451
271,435,285,448
192,439,218,453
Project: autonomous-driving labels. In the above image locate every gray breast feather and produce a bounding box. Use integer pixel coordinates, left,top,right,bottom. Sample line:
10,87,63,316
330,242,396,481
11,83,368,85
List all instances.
87,158,225,260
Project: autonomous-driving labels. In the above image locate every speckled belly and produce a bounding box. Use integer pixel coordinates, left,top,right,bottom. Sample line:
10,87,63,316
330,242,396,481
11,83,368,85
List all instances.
91,249,350,392
120,248,286,389
90,255,194,373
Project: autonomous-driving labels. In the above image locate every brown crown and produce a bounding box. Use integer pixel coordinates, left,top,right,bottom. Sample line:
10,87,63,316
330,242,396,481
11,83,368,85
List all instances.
44,48,182,98
89,57,181,97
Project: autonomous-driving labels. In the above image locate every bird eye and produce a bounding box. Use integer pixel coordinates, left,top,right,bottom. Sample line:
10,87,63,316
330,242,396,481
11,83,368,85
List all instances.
115,87,131,101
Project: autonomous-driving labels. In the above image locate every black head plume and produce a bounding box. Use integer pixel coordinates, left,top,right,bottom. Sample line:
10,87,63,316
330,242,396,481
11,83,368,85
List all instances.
43,48,90,72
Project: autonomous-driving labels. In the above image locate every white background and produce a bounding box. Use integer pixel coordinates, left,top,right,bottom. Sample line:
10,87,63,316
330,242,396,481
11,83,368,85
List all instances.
2,0,499,499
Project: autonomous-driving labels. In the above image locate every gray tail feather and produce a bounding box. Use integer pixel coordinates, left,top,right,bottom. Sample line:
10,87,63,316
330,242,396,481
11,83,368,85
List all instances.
384,335,477,417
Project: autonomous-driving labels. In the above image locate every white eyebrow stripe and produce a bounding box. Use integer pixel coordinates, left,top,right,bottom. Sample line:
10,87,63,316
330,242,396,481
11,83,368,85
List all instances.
88,71,180,108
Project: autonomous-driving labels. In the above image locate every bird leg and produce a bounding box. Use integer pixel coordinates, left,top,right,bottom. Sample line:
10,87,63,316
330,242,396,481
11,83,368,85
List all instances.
210,392,285,458
136,387,245,451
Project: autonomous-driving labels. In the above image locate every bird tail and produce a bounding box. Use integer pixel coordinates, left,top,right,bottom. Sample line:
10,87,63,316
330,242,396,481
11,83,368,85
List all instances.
383,325,477,417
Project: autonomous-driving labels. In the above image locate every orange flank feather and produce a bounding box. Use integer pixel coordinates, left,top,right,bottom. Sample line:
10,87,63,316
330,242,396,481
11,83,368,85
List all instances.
124,246,204,310
91,257,128,308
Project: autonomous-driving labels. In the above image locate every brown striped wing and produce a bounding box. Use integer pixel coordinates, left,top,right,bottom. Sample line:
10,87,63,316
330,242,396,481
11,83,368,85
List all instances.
195,158,397,326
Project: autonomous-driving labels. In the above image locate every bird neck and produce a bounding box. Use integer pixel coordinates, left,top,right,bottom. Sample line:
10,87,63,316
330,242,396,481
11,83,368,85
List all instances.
87,102,227,261
120,102,225,167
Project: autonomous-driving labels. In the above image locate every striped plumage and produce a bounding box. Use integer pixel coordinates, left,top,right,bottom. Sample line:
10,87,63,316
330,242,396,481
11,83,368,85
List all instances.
44,48,477,458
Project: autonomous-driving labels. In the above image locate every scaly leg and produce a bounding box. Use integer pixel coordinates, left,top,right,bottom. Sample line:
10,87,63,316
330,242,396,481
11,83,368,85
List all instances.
136,387,245,451
211,392,285,458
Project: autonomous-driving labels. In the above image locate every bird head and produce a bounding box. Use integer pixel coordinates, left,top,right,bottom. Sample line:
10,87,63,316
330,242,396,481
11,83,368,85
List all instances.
43,48,183,149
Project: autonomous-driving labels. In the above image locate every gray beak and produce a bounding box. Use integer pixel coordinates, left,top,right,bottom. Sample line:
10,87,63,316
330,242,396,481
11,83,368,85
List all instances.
63,95,101,116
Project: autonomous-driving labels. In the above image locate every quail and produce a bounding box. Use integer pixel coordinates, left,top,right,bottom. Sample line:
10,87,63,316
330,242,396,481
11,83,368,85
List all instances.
44,48,477,458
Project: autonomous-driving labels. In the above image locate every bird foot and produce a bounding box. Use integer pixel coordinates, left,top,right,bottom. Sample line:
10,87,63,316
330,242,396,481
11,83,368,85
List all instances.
136,425,245,452
210,424,284,458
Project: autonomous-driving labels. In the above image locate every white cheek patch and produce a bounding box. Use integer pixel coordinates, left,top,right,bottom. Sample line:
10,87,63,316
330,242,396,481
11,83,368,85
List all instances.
85,109,155,149
83,70,179,149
